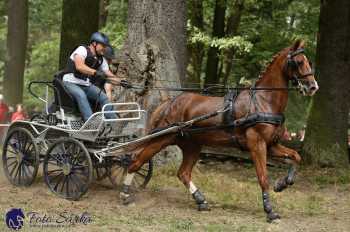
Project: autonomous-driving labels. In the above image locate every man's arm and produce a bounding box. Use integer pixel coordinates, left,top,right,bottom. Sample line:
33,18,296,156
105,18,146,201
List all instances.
104,69,121,80
74,54,97,76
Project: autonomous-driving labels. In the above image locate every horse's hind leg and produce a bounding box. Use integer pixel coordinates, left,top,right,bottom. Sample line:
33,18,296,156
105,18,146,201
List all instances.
269,143,301,192
177,142,209,211
246,128,280,222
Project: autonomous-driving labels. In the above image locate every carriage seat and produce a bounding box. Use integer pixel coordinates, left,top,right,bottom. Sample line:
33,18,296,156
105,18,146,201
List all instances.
51,71,80,115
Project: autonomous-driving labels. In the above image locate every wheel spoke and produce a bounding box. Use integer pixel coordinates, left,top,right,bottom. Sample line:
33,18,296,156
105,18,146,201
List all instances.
24,164,34,177
72,164,89,170
21,163,29,180
65,176,70,197
52,173,64,191
70,173,84,192
136,171,147,178
18,163,22,184
60,176,67,194
49,153,64,164
9,162,19,177
6,148,18,155
7,159,17,168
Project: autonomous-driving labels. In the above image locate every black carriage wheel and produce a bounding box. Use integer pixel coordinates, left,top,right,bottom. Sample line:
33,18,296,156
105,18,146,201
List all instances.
43,138,92,200
92,158,110,181
108,157,153,189
30,114,47,123
2,127,40,186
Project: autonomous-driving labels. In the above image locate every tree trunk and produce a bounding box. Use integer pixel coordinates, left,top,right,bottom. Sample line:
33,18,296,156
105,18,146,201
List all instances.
59,0,100,70
204,0,227,87
99,0,109,28
303,0,350,167
115,0,186,112
3,0,28,106
222,0,244,86
187,0,204,85
113,0,186,164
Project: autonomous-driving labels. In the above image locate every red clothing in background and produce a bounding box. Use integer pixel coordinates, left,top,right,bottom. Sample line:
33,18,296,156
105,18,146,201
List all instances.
0,102,9,122
11,111,26,122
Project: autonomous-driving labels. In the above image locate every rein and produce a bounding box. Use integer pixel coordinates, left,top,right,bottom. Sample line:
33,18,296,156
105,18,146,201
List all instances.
121,84,298,94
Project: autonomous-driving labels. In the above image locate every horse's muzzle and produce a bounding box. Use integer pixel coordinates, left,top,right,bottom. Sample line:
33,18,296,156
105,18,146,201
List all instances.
307,80,319,96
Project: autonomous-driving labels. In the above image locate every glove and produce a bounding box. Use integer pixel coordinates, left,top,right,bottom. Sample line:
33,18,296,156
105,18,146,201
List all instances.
94,70,107,80
120,79,132,88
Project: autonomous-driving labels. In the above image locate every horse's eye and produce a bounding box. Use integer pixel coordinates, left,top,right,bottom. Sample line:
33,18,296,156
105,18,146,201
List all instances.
297,60,304,66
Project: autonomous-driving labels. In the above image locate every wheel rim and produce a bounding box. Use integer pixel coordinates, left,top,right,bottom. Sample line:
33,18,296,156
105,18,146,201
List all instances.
44,139,92,200
2,128,39,186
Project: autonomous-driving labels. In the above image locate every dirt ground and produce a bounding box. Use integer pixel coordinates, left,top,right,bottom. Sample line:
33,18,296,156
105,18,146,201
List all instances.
0,157,349,232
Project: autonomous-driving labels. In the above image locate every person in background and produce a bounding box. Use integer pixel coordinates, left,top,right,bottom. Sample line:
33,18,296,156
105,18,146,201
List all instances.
90,45,116,101
0,94,9,141
0,94,9,123
104,46,116,101
281,125,292,141
297,125,306,142
11,104,27,122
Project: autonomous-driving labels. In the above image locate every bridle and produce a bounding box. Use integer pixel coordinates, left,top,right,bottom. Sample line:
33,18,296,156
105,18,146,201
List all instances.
285,48,314,91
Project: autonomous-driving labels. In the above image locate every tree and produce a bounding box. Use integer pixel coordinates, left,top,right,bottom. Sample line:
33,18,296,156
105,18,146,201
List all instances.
115,0,186,112
99,0,109,28
187,0,204,85
303,0,350,167
221,0,245,86
204,0,227,87
3,0,28,106
59,0,100,70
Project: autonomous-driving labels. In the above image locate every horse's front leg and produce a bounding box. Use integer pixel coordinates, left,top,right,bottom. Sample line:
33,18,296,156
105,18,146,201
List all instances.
246,128,280,222
177,142,209,211
269,143,301,192
120,135,176,204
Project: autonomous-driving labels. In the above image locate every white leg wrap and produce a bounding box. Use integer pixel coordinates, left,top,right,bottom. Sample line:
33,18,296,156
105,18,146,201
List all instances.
123,173,135,186
189,181,198,194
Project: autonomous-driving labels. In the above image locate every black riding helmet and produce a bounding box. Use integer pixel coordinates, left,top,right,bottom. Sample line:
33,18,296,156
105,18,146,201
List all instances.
104,46,115,60
90,32,110,47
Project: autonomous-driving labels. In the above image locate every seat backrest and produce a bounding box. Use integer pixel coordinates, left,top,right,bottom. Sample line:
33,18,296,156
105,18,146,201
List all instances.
52,71,79,114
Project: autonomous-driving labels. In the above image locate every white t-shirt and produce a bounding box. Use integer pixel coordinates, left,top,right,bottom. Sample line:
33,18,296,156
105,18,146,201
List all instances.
63,46,109,86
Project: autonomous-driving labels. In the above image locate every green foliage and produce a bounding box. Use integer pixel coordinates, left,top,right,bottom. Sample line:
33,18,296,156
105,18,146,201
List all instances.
0,1,7,82
188,22,253,54
23,35,60,109
100,21,126,49
100,0,128,49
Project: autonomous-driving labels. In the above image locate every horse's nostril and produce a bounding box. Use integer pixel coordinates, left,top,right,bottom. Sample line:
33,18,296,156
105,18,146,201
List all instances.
310,86,316,91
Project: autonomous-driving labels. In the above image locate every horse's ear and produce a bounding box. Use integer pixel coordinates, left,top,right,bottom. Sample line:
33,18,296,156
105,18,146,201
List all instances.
292,39,305,51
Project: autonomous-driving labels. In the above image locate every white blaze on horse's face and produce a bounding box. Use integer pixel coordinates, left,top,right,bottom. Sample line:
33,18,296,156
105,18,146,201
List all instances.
295,54,319,96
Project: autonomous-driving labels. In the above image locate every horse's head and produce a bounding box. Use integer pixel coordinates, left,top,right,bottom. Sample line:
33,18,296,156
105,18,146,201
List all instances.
285,40,319,96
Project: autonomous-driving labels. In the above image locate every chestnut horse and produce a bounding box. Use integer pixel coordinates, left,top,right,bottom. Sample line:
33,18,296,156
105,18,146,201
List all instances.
123,40,318,222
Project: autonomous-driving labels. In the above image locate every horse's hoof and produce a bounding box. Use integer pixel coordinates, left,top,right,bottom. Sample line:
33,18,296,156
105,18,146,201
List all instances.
198,202,210,211
273,179,287,192
120,192,135,205
266,212,281,223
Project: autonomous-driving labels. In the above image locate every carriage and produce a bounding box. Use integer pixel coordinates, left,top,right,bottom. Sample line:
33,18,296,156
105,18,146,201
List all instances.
1,72,153,200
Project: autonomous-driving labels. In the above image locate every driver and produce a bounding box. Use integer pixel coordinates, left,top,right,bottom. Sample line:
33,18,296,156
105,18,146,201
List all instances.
62,32,129,121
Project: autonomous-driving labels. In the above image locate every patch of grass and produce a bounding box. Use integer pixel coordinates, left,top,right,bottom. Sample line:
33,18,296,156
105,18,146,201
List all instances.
311,168,350,187
168,218,194,231
303,195,324,216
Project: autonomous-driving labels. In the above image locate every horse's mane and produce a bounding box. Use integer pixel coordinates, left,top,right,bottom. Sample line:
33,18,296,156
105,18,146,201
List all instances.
255,46,291,86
